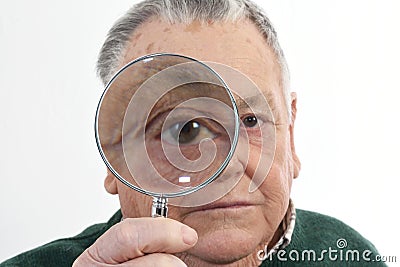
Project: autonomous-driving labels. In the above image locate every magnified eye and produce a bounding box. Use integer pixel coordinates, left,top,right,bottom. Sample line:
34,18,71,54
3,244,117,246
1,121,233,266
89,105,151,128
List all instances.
243,115,258,128
163,120,216,145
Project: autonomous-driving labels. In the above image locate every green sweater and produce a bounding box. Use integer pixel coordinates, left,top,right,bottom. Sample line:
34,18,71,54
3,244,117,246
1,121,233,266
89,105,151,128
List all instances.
1,209,387,266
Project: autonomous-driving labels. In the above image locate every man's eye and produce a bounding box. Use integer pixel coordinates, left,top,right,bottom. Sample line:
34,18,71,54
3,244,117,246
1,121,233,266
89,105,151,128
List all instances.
162,120,216,145
242,115,258,128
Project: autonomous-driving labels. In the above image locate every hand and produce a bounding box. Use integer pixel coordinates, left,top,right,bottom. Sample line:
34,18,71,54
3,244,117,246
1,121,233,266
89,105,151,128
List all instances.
73,217,198,266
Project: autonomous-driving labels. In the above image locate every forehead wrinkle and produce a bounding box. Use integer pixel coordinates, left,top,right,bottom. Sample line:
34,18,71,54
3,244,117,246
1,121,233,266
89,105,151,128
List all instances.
219,58,282,117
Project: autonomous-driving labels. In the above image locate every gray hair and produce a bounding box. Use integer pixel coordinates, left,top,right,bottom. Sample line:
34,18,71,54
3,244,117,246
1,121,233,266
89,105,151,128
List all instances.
97,0,291,117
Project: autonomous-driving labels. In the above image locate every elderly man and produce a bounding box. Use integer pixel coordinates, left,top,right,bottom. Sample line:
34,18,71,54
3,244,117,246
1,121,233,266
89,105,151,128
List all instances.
1,0,385,266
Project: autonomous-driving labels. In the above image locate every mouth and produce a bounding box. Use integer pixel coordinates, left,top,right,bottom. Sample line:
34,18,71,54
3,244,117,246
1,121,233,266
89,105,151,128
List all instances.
190,201,256,213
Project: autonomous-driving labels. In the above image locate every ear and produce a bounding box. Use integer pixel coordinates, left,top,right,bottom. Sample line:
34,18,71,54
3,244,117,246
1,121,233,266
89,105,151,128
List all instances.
289,92,301,178
104,169,118,195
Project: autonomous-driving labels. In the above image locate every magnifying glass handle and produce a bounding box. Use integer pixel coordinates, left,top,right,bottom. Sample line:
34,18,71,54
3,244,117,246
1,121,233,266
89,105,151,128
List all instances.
152,197,168,218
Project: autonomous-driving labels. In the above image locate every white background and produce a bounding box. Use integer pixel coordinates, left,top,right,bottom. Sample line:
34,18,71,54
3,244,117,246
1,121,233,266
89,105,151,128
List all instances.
1,0,399,265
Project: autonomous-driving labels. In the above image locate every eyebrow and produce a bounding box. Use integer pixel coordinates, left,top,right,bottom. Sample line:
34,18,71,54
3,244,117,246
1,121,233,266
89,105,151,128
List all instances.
235,92,279,115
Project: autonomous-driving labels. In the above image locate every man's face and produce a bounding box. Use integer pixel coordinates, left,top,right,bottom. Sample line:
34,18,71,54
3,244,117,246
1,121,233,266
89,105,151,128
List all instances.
104,18,300,265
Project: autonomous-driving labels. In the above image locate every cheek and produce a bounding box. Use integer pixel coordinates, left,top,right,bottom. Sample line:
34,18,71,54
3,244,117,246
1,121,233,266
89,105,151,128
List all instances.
261,165,291,205
145,138,231,187
256,165,290,235
117,183,153,218
246,130,292,212
242,137,275,191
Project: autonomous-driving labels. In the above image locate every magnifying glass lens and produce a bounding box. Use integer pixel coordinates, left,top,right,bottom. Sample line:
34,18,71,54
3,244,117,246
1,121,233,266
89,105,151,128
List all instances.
96,54,239,199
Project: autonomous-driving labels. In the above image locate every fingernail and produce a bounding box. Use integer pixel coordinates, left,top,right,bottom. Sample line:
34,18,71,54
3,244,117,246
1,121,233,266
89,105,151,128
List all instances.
181,225,198,245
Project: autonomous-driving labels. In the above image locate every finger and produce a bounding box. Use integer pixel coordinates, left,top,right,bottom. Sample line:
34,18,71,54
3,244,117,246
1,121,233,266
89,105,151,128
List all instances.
120,253,187,267
81,217,197,264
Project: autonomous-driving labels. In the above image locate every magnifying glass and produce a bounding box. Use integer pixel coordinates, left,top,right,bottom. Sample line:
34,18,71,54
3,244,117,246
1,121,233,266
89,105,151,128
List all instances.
95,53,240,217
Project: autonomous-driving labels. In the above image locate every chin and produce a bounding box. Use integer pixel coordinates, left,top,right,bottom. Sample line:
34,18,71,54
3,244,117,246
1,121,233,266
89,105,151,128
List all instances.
182,227,263,265
180,208,266,264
